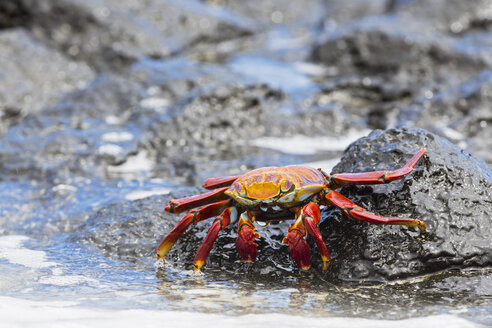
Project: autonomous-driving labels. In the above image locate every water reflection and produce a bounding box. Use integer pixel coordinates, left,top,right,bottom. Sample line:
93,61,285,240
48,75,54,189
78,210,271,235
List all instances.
155,263,491,323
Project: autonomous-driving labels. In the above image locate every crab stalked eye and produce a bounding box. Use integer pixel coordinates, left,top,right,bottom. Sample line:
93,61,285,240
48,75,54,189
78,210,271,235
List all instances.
281,180,294,192
231,182,246,195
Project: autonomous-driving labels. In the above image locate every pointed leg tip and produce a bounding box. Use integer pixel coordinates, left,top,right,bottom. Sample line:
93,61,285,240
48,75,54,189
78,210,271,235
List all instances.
418,221,427,231
156,247,169,258
193,260,205,271
321,259,331,271
156,239,175,258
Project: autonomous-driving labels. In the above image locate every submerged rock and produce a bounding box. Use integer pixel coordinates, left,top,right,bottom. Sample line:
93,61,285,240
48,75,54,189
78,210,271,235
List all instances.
73,194,173,264
75,127,491,283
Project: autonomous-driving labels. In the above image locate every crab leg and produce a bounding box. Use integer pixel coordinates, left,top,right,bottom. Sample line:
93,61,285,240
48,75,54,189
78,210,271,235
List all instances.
325,191,426,231
157,200,231,258
202,175,240,189
165,186,229,214
283,213,311,270
329,148,427,189
236,212,260,262
300,202,331,271
193,206,238,271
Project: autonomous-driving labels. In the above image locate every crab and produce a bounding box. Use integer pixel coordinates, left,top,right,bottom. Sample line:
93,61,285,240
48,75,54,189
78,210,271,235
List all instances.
157,148,427,271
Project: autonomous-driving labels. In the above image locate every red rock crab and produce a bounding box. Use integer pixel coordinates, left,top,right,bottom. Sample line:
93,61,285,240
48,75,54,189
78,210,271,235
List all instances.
157,148,427,271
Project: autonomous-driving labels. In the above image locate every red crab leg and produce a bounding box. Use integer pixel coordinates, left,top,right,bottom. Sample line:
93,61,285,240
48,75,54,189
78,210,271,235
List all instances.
202,175,240,189
236,212,260,262
283,213,311,270
165,186,229,214
329,148,427,189
300,202,331,271
156,200,231,258
193,206,238,271
325,191,426,231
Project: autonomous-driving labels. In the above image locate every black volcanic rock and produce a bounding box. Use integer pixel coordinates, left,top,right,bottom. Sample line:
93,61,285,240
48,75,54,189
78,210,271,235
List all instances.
0,29,94,134
0,0,253,71
324,127,491,281
74,127,491,283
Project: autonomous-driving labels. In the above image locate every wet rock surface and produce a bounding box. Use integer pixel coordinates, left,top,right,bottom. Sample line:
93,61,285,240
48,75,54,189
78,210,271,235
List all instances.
0,0,491,325
0,28,94,134
327,128,491,281
76,128,491,282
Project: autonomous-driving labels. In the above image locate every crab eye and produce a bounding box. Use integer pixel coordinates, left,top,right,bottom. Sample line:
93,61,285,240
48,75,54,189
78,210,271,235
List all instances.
232,182,244,194
281,180,293,192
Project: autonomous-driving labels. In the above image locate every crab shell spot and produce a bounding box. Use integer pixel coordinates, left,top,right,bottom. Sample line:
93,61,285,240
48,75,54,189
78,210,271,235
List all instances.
245,181,281,200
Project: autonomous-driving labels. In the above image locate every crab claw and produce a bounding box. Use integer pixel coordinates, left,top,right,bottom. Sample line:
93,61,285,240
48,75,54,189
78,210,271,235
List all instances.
236,214,260,262
283,229,311,270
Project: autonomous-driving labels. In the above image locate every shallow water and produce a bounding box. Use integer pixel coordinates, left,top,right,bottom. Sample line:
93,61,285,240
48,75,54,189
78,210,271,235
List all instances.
0,231,490,327
0,144,490,327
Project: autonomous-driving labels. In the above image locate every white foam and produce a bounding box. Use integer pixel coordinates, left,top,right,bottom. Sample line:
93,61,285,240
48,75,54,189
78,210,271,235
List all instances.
101,132,134,143
105,115,122,125
252,130,370,155
0,235,57,269
293,62,327,76
38,267,99,286
140,97,170,112
38,275,98,287
229,56,313,92
98,144,124,156
108,151,154,173
441,126,465,141
304,159,340,173
0,296,481,328
52,184,77,193
125,188,171,200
